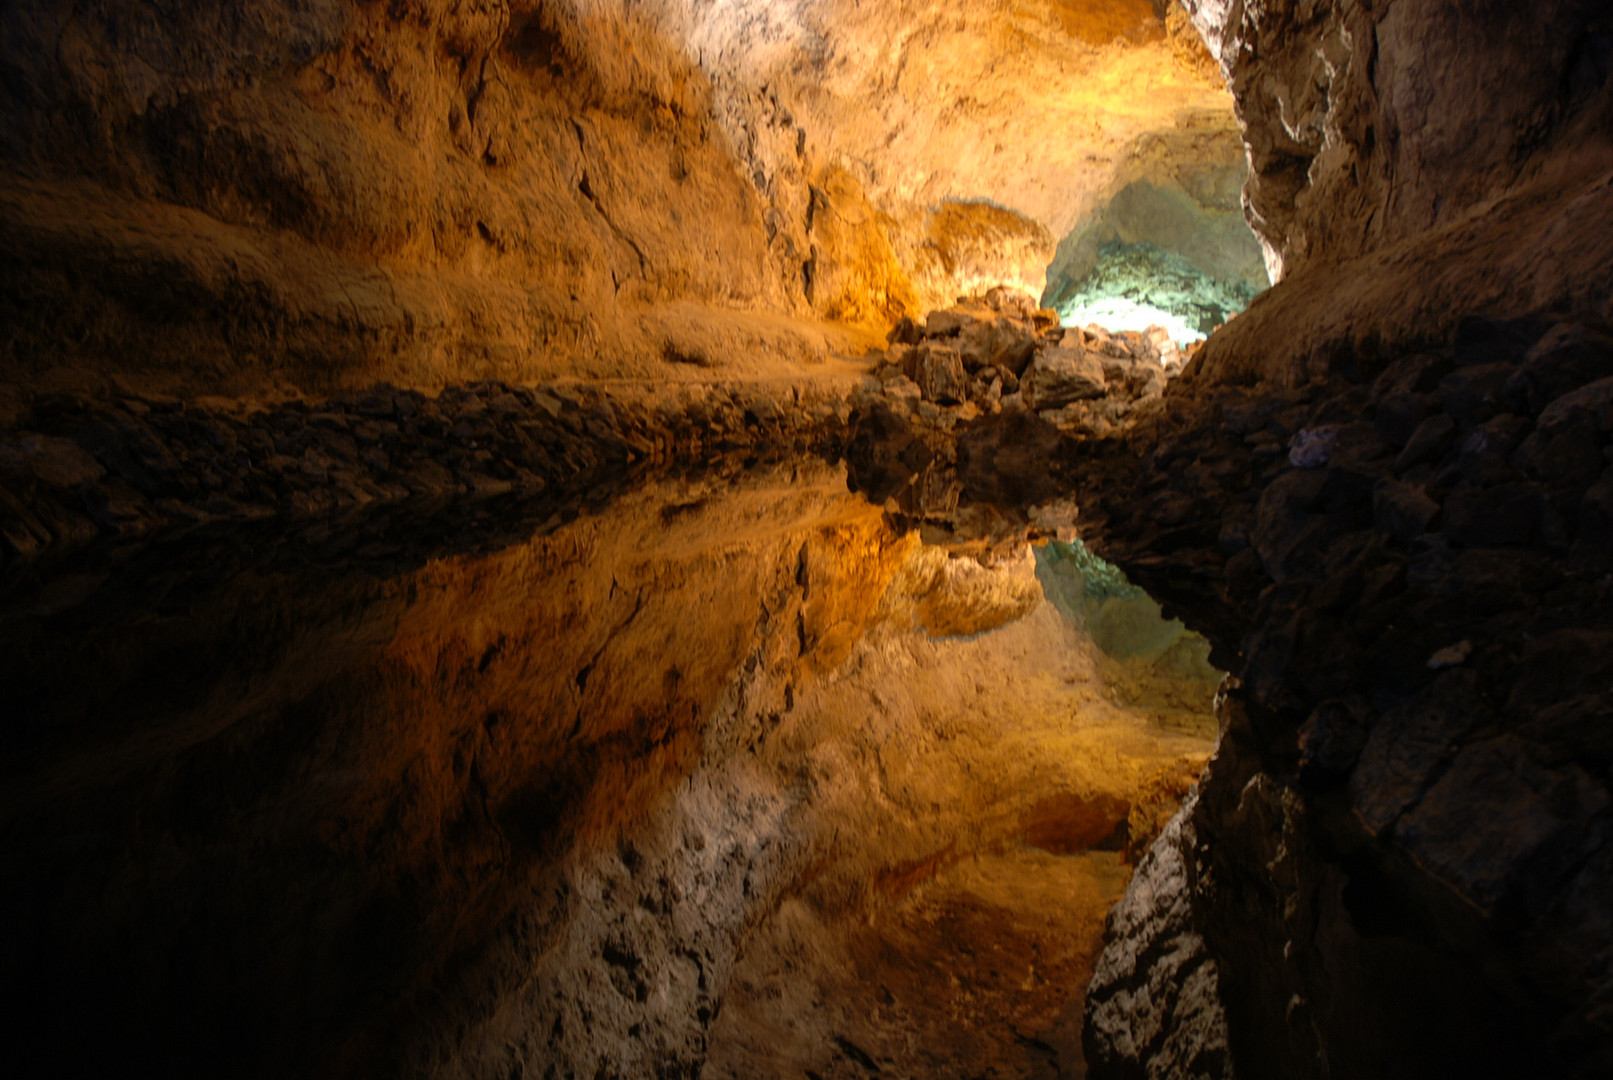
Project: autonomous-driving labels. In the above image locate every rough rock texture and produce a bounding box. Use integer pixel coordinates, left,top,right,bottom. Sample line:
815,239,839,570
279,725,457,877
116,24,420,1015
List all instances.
1084,790,1234,1080
1073,313,1613,1079
0,374,855,569
0,0,1238,401
1061,7,1613,1077
0,0,879,398
1182,0,1613,377
7,2,1613,1078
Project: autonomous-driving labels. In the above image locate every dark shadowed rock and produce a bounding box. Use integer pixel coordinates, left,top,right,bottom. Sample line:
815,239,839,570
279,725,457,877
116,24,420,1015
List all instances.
1442,482,1545,547
1451,314,1554,368
1504,324,1613,414
1374,480,1440,544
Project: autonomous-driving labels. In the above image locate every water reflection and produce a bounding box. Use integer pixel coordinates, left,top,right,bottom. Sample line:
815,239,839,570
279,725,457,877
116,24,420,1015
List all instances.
0,454,1216,1080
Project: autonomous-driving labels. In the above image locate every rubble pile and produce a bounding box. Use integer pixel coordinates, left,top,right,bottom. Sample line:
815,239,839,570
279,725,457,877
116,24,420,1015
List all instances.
857,286,1195,438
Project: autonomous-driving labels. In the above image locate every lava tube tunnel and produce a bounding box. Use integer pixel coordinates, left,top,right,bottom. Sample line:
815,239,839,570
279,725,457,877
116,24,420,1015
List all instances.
1,3,1611,1079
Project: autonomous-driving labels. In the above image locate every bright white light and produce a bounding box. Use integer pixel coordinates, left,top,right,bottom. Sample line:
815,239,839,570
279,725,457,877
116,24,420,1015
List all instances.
1057,298,1204,347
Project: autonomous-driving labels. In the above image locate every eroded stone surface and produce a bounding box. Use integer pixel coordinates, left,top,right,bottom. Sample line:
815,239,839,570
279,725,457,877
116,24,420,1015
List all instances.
1071,313,1613,1079
1184,0,1613,383
0,0,1240,400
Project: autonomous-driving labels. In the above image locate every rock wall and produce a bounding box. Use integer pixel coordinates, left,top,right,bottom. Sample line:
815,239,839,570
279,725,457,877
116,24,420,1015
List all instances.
1075,313,1613,1079
1181,0,1613,377
0,0,851,398
0,0,1239,401
1067,18,1613,1069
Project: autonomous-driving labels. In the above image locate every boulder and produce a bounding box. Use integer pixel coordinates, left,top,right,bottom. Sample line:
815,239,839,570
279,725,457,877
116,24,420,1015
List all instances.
1145,325,1182,368
1082,324,1133,360
901,344,968,405
925,309,976,338
956,316,1036,375
887,316,925,346
1395,413,1456,473
1537,375,1613,432
1504,324,1613,414
1021,344,1107,410
1374,480,1440,543
983,286,1037,320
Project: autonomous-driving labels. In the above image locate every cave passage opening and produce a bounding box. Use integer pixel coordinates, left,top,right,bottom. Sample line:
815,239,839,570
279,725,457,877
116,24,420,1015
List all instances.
1040,161,1272,347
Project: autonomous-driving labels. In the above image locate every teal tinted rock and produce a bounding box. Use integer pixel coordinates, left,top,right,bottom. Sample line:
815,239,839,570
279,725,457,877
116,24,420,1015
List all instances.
1049,240,1264,341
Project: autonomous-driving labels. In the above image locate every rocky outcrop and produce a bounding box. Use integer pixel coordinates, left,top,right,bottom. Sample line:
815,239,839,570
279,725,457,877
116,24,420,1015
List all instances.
1074,313,1613,1079
858,288,1186,434
0,376,854,570
1084,790,1234,1080
1181,0,1613,378
1067,7,1613,1073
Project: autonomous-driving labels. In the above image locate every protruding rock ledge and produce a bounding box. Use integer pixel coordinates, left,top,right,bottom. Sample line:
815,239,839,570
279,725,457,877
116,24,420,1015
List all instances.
0,378,855,572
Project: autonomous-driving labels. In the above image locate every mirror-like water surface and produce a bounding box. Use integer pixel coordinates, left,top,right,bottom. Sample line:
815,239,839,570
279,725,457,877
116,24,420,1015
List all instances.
1,459,1218,1080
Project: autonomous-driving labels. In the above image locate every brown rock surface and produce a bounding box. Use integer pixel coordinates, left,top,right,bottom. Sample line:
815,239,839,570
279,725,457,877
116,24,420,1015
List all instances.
5,2,1613,1079
1183,0,1613,380
1072,312,1613,1080
0,0,1237,401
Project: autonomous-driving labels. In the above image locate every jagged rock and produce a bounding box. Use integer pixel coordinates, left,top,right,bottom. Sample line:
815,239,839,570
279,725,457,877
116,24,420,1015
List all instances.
1440,363,1517,427
887,316,926,346
956,315,1037,375
1147,326,1183,368
1395,413,1456,474
1067,298,1613,1079
925,308,977,338
901,344,968,405
1538,375,1613,432
1084,790,1233,1080
1375,392,1430,446
1373,480,1440,543
1021,345,1107,410
983,286,1037,320
1505,325,1613,414
1082,324,1132,360
879,374,921,405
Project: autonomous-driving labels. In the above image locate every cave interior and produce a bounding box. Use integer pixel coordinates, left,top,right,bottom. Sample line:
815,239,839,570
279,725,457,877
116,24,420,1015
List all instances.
2,2,1611,1079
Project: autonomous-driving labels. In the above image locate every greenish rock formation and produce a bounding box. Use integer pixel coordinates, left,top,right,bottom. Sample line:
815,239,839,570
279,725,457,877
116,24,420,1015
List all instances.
1048,239,1264,342
1036,538,1218,680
